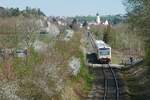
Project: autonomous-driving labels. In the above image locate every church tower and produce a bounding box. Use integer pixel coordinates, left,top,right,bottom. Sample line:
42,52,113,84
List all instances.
96,13,101,24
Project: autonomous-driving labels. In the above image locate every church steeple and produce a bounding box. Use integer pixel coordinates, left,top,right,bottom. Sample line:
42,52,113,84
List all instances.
96,13,100,24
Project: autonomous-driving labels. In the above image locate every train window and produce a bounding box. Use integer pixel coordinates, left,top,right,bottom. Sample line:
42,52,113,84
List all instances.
99,48,110,55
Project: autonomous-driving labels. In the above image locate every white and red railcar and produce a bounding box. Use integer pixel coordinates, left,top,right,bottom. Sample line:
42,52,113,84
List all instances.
94,40,111,63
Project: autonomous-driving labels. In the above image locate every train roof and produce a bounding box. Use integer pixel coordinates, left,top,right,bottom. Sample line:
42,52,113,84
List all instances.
95,40,111,48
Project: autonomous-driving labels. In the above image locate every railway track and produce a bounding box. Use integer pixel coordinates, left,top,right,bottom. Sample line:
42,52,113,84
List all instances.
102,64,119,100
87,64,123,100
86,32,128,100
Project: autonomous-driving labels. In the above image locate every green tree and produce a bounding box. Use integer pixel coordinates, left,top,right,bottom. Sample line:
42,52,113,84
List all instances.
125,0,150,65
11,8,20,16
103,25,112,44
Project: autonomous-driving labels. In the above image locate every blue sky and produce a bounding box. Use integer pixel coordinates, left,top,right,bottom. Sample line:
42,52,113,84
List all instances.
0,0,126,16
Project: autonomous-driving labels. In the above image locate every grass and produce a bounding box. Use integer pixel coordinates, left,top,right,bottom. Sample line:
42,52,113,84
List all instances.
80,53,94,92
78,53,94,92
38,34,53,44
0,63,3,72
111,50,122,64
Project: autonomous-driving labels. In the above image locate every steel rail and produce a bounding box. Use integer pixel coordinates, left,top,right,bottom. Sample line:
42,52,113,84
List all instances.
102,64,108,100
102,64,119,100
87,32,97,50
108,64,119,100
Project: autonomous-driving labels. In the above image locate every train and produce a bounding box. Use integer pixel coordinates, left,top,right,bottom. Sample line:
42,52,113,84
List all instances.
94,40,111,64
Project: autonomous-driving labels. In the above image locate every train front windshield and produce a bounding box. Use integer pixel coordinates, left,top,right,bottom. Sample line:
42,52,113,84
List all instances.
99,48,110,55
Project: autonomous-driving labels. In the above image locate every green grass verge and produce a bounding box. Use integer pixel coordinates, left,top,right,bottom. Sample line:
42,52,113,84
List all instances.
111,50,122,64
71,52,95,93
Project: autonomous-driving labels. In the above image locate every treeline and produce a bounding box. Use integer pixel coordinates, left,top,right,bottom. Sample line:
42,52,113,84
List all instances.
101,15,127,25
72,14,126,25
125,0,150,66
0,6,45,17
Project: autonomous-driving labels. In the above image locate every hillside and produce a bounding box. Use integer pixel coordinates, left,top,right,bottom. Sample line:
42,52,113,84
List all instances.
0,7,94,99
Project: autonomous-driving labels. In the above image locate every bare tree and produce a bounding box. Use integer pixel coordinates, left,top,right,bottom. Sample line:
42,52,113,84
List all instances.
17,16,41,48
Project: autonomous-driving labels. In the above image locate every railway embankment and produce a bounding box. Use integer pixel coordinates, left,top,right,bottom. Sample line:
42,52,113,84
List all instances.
0,16,93,100
122,62,150,100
